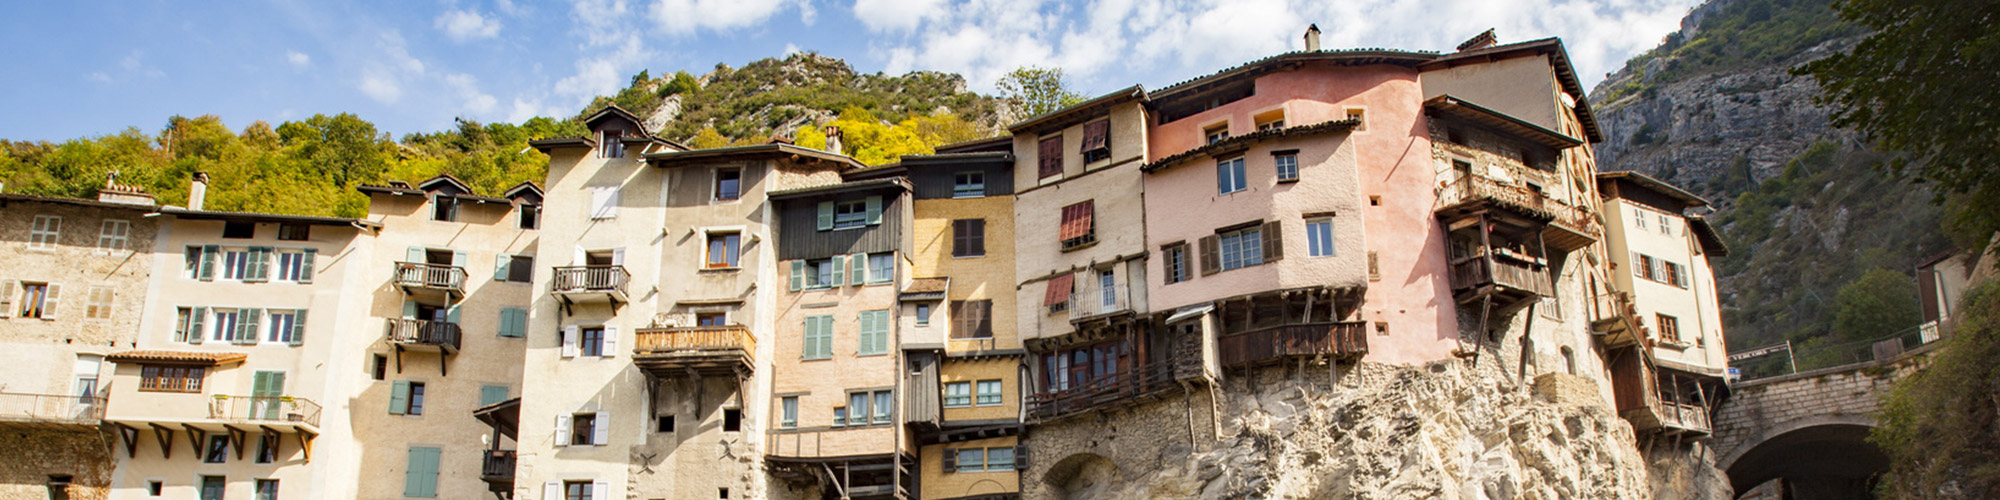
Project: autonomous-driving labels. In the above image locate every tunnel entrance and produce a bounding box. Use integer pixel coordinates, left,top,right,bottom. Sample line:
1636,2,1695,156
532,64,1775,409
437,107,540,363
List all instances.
1726,423,1887,499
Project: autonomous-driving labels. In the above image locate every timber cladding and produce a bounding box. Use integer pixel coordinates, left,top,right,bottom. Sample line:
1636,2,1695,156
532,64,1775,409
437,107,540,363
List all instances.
775,190,907,260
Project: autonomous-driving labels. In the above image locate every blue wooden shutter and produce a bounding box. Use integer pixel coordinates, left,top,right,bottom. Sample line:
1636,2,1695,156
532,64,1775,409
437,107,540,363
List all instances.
864,196,882,225
188,307,207,344
299,248,316,284
199,245,219,281
389,381,410,415
404,446,439,497
494,254,511,280
289,309,307,346
816,201,835,230
789,260,804,291
480,385,509,406
830,256,845,289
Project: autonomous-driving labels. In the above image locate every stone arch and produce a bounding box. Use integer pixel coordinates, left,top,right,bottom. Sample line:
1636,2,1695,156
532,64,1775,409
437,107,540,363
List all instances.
1720,415,1884,499
1040,452,1121,500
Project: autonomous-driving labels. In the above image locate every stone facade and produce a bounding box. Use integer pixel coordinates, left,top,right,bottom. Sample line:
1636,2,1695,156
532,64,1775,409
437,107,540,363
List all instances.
0,428,116,500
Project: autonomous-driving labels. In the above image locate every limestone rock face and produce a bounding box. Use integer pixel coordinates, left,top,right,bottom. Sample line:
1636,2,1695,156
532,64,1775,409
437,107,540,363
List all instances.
1024,361,1729,499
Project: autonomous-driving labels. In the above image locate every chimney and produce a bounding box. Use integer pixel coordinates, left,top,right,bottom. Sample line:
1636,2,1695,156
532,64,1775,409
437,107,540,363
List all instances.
1304,24,1321,52
188,171,210,211
823,126,844,155
1456,29,1498,52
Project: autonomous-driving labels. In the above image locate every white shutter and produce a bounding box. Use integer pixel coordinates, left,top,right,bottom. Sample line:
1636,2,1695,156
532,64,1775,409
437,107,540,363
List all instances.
555,414,572,446
601,325,619,358
591,187,619,219
543,480,562,500
573,246,585,266
40,283,60,319
592,479,611,500
562,326,580,358
0,279,14,318
591,413,608,446
610,248,625,267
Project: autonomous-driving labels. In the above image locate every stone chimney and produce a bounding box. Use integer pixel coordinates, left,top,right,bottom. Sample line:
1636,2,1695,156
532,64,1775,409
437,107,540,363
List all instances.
97,170,157,206
1304,24,1321,52
188,171,210,211
1456,29,1498,52
824,126,844,155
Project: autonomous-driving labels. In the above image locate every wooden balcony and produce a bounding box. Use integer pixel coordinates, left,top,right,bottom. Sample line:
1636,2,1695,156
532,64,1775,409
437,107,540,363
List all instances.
1589,291,1646,348
633,326,754,378
384,319,462,353
552,266,629,305
1623,399,1713,437
393,262,467,299
481,449,516,488
1448,253,1552,306
1543,204,1599,252
0,392,105,430
1218,321,1369,367
1437,175,1557,222
1025,362,1177,423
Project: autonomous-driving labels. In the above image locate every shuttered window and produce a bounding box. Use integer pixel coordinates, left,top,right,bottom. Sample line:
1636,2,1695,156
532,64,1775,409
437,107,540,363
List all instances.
1037,136,1063,179
952,219,985,257
1042,274,1074,310
1081,120,1110,162
1059,201,1094,248
1163,243,1190,284
404,446,440,498
480,385,510,406
858,310,890,355
950,300,992,338
498,308,528,338
802,315,833,360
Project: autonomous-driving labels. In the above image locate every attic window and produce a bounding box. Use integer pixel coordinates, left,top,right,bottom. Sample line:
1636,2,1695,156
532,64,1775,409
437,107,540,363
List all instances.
1254,110,1286,132
519,204,539,230
432,194,458,222
600,130,625,158
1080,120,1111,163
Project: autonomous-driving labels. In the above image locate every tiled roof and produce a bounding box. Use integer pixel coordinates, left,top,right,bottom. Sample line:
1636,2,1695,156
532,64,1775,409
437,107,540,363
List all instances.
1142,119,1361,173
106,351,248,366
1148,49,1437,100
904,277,949,294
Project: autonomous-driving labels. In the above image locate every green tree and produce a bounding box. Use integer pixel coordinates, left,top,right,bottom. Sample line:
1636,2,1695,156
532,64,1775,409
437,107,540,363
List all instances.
275,113,389,188
1831,268,1922,343
1796,0,2000,240
690,127,731,149
996,66,1084,117
1873,281,2000,498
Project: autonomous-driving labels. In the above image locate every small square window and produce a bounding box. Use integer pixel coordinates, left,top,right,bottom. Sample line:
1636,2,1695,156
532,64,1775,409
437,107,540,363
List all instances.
277,223,310,241
915,304,930,327
1217,157,1247,194
372,355,388,381
943,381,971,408
29,215,61,249
99,219,131,251
696,312,727,327
953,172,984,198
723,408,742,432
433,195,459,222
976,380,1002,406
716,168,742,201
953,219,985,257
1346,108,1367,131
1204,125,1229,145
222,221,255,239
204,435,229,463
571,413,597,445
833,201,867,230
519,204,540,229
706,232,741,268
1273,152,1299,182
148,481,163,496
657,415,675,433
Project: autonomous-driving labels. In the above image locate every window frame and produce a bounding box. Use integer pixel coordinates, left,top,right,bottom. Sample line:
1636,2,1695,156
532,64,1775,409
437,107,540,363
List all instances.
780,396,798,429
1163,243,1190,284
1273,151,1300,182
203,434,229,463
943,381,972,408
599,130,625,158
714,167,742,202
1216,156,1248,195
1657,314,1681,343
952,219,986,258
139,365,204,393
914,304,930,327
277,223,310,241
1218,226,1264,271
953,171,985,198
865,254,894,285
432,194,458,222
519,204,540,230
579,327,606,357
832,200,868,230
85,286,115,320
1204,125,1229,145
1305,218,1335,257
275,251,307,282
705,231,742,269
975,380,1002,406
267,310,298,344
29,215,60,249
98,219,130,251
571,413,598,445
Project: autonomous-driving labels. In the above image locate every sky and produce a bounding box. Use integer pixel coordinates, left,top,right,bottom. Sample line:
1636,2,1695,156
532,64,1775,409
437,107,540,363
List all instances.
0,0,1701,142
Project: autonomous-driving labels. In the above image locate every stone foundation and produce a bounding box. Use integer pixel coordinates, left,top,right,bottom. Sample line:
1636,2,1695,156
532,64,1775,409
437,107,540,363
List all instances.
0,427,114,500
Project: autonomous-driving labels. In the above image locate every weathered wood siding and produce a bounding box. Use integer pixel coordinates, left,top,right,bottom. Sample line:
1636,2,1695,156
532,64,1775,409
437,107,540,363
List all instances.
775,190,905,260
909,158,1014,200
666,162,766,207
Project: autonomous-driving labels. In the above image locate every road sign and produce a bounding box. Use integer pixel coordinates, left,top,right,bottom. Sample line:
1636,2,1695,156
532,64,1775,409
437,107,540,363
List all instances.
1729,342,1791,362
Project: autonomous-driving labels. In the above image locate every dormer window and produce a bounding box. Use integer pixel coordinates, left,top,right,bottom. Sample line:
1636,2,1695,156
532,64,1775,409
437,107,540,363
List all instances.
1205,124,1230,145
600,130,625,158
432,194,458,222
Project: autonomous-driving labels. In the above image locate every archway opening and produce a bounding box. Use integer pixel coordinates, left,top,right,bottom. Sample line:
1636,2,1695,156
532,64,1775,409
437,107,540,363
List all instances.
1041,453,1119,500
1726,423,1886,499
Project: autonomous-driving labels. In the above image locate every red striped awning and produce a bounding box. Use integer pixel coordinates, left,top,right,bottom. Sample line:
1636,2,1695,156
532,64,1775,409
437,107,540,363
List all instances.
1059,201,1094,241
1044,273,1075,306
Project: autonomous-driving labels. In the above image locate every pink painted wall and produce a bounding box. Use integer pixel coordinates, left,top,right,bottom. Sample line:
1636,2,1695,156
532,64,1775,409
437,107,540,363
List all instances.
1147,63,1460,365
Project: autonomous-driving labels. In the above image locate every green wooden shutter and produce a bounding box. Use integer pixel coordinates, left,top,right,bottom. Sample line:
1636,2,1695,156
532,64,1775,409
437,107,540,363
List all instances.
816,201,835,230
405,447,439,498
452,250,467,269
389,380,410,415
830,255,845,288
494,254,511,280
480,385,509,406
864,196,882,225
407,246,426,263
246,247,272,282
402,299,417,320
199,245,219,281
498,308,523,338
189,307,206,344
289,309,307,346
789,260,804,291
446,304,461,326
299,248,316,284
238,308,262,344
850,254,867,286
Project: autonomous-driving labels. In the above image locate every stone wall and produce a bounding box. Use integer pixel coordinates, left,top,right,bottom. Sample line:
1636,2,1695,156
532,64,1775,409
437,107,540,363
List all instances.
1711,351,1924,465
0,427,114,500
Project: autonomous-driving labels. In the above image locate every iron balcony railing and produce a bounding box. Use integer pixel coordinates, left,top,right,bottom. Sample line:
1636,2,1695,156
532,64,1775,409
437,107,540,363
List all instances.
207,394,323,427
1066,283,1132,320
634,325,756,359
552,266,629,295
482,450,516,481
385,318,463,351
394,262,468,291
1025,361,1178,423
0,392,106,423
1217,321,1369,367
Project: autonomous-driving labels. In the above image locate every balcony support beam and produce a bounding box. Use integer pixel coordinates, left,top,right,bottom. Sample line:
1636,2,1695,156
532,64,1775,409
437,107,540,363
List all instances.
182,424,206,458
224,424,247,461
298,428,317,463
260,425,283,459
148,423,175,459
114,423,140,458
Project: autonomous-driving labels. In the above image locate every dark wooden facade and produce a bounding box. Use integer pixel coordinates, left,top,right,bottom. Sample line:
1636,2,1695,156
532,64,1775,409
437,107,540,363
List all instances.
906,154,1014,200
665,162,768,207
774,185,907,261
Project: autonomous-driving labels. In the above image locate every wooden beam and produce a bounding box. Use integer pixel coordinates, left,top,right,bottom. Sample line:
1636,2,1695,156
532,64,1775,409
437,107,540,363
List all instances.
298,429,317,463
224,424,248,461
260,425,284,460
114,423,140,459
394,344,406,374
148,423,175,459
182,424,207,458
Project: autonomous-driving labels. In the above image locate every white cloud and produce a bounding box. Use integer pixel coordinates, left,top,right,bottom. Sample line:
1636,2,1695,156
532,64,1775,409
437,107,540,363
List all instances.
445,73,500,114
852,0,947,32
784,43,802,56
553,34,650,103
645,0,802,35
436,9,503,41
360,71,403,103
286,51,311,68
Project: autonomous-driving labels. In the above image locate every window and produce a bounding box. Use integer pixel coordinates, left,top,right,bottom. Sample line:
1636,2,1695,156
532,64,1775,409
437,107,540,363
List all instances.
1205,124,1229,144
944,381,971,407
953,172,984,198
832,200,868,230
976,380,1002,406
780,396,798,428
255,479,279,500
519,204,540,229
184,246,203,279
866,254,894,284
1100,270,1116,308
600,130,624,158
656,414,675,433
1216,156,1247,194
277,223,309,241
834,406,849,427
872,390,891,424
149,481,163,496
223,249,250,280
18,282,53,319
987,447,1016,471
571,413,598,445
432,194,457,222
706,232,741,268
140,365,203,392
591,187,619,219
1659,214,1672,235
223,221,255,239
1633,208,1647,230
29,215,60,249
950,300,991,339
84,286,113,320
914,304,930,327
1663,261,1687,288
501,255,533,283
1346,108,1367,131
715,168,742,201
390,381,426,415
580,327,605,357
952,219,985,257
204,435,229,463
1059,201,1095,249
800,258,837,289
565,480,594,500
802,315,833,360
267,310,299,344
212,309,240,343
1219,226,1264,271
173,307,197,343
957,448,986,472
1081,120,1111,163
724,409,742,431
1163,243,1190,284
1273,152,1299,182
848,392,868,425
482,385,510,406
1306,218,1335,257
98,220,130,251
1257,118,1285,132
372,355,388,381
1657,314,1681,343
402,446,439,497
858,310,890,355
1037,135,1062,179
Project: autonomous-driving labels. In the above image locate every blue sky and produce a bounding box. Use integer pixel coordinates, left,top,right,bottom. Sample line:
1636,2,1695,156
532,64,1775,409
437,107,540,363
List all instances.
0,0,1700,142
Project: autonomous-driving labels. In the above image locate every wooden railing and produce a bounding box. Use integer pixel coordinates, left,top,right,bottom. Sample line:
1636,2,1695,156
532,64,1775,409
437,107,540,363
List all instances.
552,266,629,295
1024,362,1178,422
394,262,467,291
1449,257,1552,296
385,318,463,350
0,392,106,423
482,450,516,481
1656,400,1712,434
1218,321,1369,367
1437,175,1555,219
206,395,322,427
634,326,755,359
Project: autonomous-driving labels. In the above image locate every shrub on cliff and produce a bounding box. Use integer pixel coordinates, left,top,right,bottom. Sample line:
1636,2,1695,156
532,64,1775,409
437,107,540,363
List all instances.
1872,280,2000,498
